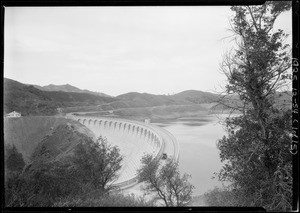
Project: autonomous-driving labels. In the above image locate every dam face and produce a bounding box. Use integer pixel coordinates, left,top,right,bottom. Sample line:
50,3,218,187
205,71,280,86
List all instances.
67,114,179,189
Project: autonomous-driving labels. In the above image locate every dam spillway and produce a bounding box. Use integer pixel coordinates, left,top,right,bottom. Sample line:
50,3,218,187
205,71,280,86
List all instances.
67,114,179,189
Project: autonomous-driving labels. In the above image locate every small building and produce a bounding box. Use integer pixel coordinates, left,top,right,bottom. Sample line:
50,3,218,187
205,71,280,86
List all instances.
144,119,151,124
5,111,21,118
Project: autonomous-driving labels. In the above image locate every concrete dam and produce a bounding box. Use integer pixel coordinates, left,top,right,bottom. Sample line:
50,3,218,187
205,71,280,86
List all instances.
67,114,179,189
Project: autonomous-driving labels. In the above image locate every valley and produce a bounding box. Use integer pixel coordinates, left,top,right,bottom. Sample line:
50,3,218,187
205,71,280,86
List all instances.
3,77,292,207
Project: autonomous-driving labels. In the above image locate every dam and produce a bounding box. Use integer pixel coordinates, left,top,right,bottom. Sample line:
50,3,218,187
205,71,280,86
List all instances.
66,114,179,189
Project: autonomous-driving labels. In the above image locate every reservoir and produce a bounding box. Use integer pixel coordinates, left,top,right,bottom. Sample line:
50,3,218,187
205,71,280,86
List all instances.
152,114,229,196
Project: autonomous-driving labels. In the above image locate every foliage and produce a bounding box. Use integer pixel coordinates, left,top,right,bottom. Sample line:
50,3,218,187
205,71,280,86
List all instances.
137,154,194,206
5,144,25,173
3,78,115,116
72,136,123,192
5,160,80,207
53,191,154,207
204,187,237,206
5,136,123,207
220,1,292,113
217,1,292,211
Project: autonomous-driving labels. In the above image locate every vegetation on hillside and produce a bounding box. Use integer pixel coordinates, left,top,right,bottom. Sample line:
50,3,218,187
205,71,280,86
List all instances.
63,90,222,114
208,2,293,211
137,154,194,206
204,187,237,206
4,144,26,181
32,83,110,97
3,78,115,116
4,116,95,162
4,124,149,207
5,77,290,118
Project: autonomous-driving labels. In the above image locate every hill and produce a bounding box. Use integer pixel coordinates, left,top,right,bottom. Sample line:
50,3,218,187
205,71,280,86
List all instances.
4,78,59,115
5,78,290,116
116,91,219,107
26,122,96,173
4,78,116,116
4,117,154,207
4,78,222,115
62,91,220,113
116,92,186,107
4,116,95,163
32,83,110,97
171,90,220,104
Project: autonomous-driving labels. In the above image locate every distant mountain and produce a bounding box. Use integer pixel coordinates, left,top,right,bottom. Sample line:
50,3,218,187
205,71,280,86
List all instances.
171,90,220,104
4,78,116,116
116,92,185,107
4,78,290,116
32,84,111,97
116,90,220,107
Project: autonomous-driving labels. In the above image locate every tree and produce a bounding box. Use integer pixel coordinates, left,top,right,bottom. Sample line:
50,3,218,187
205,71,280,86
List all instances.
5,144,25,173
216,1,292,211
72,136,123,193
137,154,194,206
5,136,123,207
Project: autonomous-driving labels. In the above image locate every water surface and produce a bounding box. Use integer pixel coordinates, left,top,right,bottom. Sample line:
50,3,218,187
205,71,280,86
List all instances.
153,114,229,195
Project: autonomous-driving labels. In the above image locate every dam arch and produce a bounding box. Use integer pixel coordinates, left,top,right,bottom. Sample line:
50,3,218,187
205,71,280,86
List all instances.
67,114,179,190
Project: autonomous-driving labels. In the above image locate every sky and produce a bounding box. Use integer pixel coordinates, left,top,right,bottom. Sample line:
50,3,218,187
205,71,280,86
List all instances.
4,6,292,96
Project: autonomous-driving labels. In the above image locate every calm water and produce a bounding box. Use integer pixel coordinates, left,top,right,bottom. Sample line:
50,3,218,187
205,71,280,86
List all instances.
152,114,230,195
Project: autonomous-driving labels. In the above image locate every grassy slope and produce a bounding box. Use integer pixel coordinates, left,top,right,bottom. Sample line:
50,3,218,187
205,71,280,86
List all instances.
26,122,97,174
4,116,95,163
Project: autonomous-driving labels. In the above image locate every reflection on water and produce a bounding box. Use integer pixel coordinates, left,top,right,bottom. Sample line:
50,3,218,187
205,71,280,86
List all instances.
152,114,229,196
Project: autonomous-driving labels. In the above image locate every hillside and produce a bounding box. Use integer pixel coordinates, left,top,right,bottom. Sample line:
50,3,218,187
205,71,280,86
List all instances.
25,122,96,173
4,78,221,116
4,116,95,163
5,78,290,117
4,78,59,115
4,117,153,207
116,91,220,107
45,90,115,104
171,90,220,104
116,92,183,107
62,91,220,113
32,83,110,97
4,78,116,116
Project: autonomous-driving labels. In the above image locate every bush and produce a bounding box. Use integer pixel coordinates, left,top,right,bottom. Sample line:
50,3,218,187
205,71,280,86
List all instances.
53,191,154,207
204,187,238,206
5,136,124,207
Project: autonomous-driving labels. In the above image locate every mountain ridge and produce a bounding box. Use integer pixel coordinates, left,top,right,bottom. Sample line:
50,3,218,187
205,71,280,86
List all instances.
4,78,291,116
3,78,116,115
30,83,111,97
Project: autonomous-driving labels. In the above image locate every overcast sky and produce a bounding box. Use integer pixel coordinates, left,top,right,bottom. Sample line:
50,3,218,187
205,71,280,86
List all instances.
4,6,292,96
